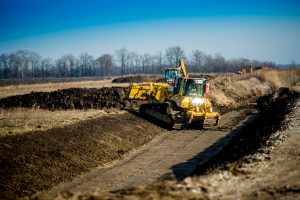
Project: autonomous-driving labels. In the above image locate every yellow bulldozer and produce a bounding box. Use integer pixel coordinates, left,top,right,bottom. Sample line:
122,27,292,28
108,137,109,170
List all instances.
128,60,220,129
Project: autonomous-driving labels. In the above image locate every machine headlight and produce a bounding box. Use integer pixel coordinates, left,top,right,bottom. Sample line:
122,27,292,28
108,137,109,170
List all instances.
192,98,204,106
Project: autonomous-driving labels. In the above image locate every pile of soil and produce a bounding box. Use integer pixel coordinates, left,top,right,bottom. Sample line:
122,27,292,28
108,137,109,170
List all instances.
208,75,271,112
189,74,214,80
194,87,300,175
111,75,162,83
0,87,129,110
0,113,164,199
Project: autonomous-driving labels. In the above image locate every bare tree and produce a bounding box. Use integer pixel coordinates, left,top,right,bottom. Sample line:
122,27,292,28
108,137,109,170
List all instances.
115,48,129,75
13,50,30,78
97,54,114,76
191,50,205,72
165,46,185,66
63,54,76,77
28,51,41,78
128,52,139,74
40,58,52,78
56,56,67,77
77,53,94,77
213,53,226,71
141,54,153,73
0,53,10,78
0,48,280,78
155,51,163,73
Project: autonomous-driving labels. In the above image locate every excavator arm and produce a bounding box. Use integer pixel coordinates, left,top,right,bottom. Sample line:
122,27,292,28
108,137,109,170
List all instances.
178,60,187,78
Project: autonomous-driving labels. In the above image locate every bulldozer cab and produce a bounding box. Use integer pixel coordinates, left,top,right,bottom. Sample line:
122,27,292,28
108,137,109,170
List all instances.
176,78,207,97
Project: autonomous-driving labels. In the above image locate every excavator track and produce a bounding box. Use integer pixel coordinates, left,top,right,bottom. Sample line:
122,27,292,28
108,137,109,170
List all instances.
138,102,208,130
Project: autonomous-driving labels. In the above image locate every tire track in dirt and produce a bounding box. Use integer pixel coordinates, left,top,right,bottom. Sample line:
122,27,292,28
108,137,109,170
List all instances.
43,109,253,197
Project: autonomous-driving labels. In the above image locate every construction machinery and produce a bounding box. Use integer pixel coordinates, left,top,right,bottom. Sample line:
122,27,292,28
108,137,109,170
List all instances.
128,60,220,129
237,64,253,76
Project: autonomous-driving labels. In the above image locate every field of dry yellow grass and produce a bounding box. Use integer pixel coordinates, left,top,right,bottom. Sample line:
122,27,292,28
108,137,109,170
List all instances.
253,68,300,88
0,108,124,136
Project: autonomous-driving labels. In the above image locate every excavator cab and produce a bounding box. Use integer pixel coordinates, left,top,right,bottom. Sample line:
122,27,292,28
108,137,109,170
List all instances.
164,68,181,86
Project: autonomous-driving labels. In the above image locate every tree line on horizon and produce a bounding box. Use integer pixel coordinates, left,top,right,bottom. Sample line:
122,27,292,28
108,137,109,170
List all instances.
0,46,278,79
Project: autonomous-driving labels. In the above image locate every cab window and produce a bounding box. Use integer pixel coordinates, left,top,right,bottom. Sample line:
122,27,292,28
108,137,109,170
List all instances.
184,80,204,97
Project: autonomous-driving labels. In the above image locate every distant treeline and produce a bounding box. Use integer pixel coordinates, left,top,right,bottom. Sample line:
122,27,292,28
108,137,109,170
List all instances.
0,46,279,79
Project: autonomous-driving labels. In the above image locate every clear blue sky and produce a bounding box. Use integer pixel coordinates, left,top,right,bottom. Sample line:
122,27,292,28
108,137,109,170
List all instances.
1,0,300,64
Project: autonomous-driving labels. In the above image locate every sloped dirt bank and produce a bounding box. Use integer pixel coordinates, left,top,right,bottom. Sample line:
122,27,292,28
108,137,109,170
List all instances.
111,75,162,83
0,113,164,199
193,88,300,175
208,76,271,113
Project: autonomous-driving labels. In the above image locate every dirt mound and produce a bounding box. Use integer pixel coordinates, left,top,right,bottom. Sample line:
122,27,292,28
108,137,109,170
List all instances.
189,74,214,80
194,87,300,175
111,75,162,83
208,75,271,112
0,113,164,199
0,87,129,110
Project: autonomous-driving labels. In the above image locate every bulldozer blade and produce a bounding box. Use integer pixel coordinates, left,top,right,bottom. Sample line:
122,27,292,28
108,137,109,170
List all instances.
203,118,218,129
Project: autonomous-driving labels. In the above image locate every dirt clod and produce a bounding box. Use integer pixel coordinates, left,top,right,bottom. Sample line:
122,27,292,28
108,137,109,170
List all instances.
111,75,162,83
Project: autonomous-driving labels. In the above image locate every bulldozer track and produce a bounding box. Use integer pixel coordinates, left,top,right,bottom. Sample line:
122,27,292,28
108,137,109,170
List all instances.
45,108,254,197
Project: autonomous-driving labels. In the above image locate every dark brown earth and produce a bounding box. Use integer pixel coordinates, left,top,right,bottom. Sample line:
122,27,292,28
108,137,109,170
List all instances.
0,113,164,199
0,87,129,110
111,75,162,83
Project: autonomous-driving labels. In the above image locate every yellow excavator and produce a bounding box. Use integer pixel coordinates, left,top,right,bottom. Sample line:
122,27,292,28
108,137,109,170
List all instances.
128,60,220,129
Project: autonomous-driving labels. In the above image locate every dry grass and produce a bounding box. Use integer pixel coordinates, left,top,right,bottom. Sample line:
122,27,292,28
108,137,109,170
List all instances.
0,79,129,99
0,108,123,137
209,75,271,109
253,68,300,88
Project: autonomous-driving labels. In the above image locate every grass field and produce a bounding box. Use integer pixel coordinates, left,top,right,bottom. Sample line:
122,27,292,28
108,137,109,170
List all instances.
0,108,123,136
253,68,299,88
